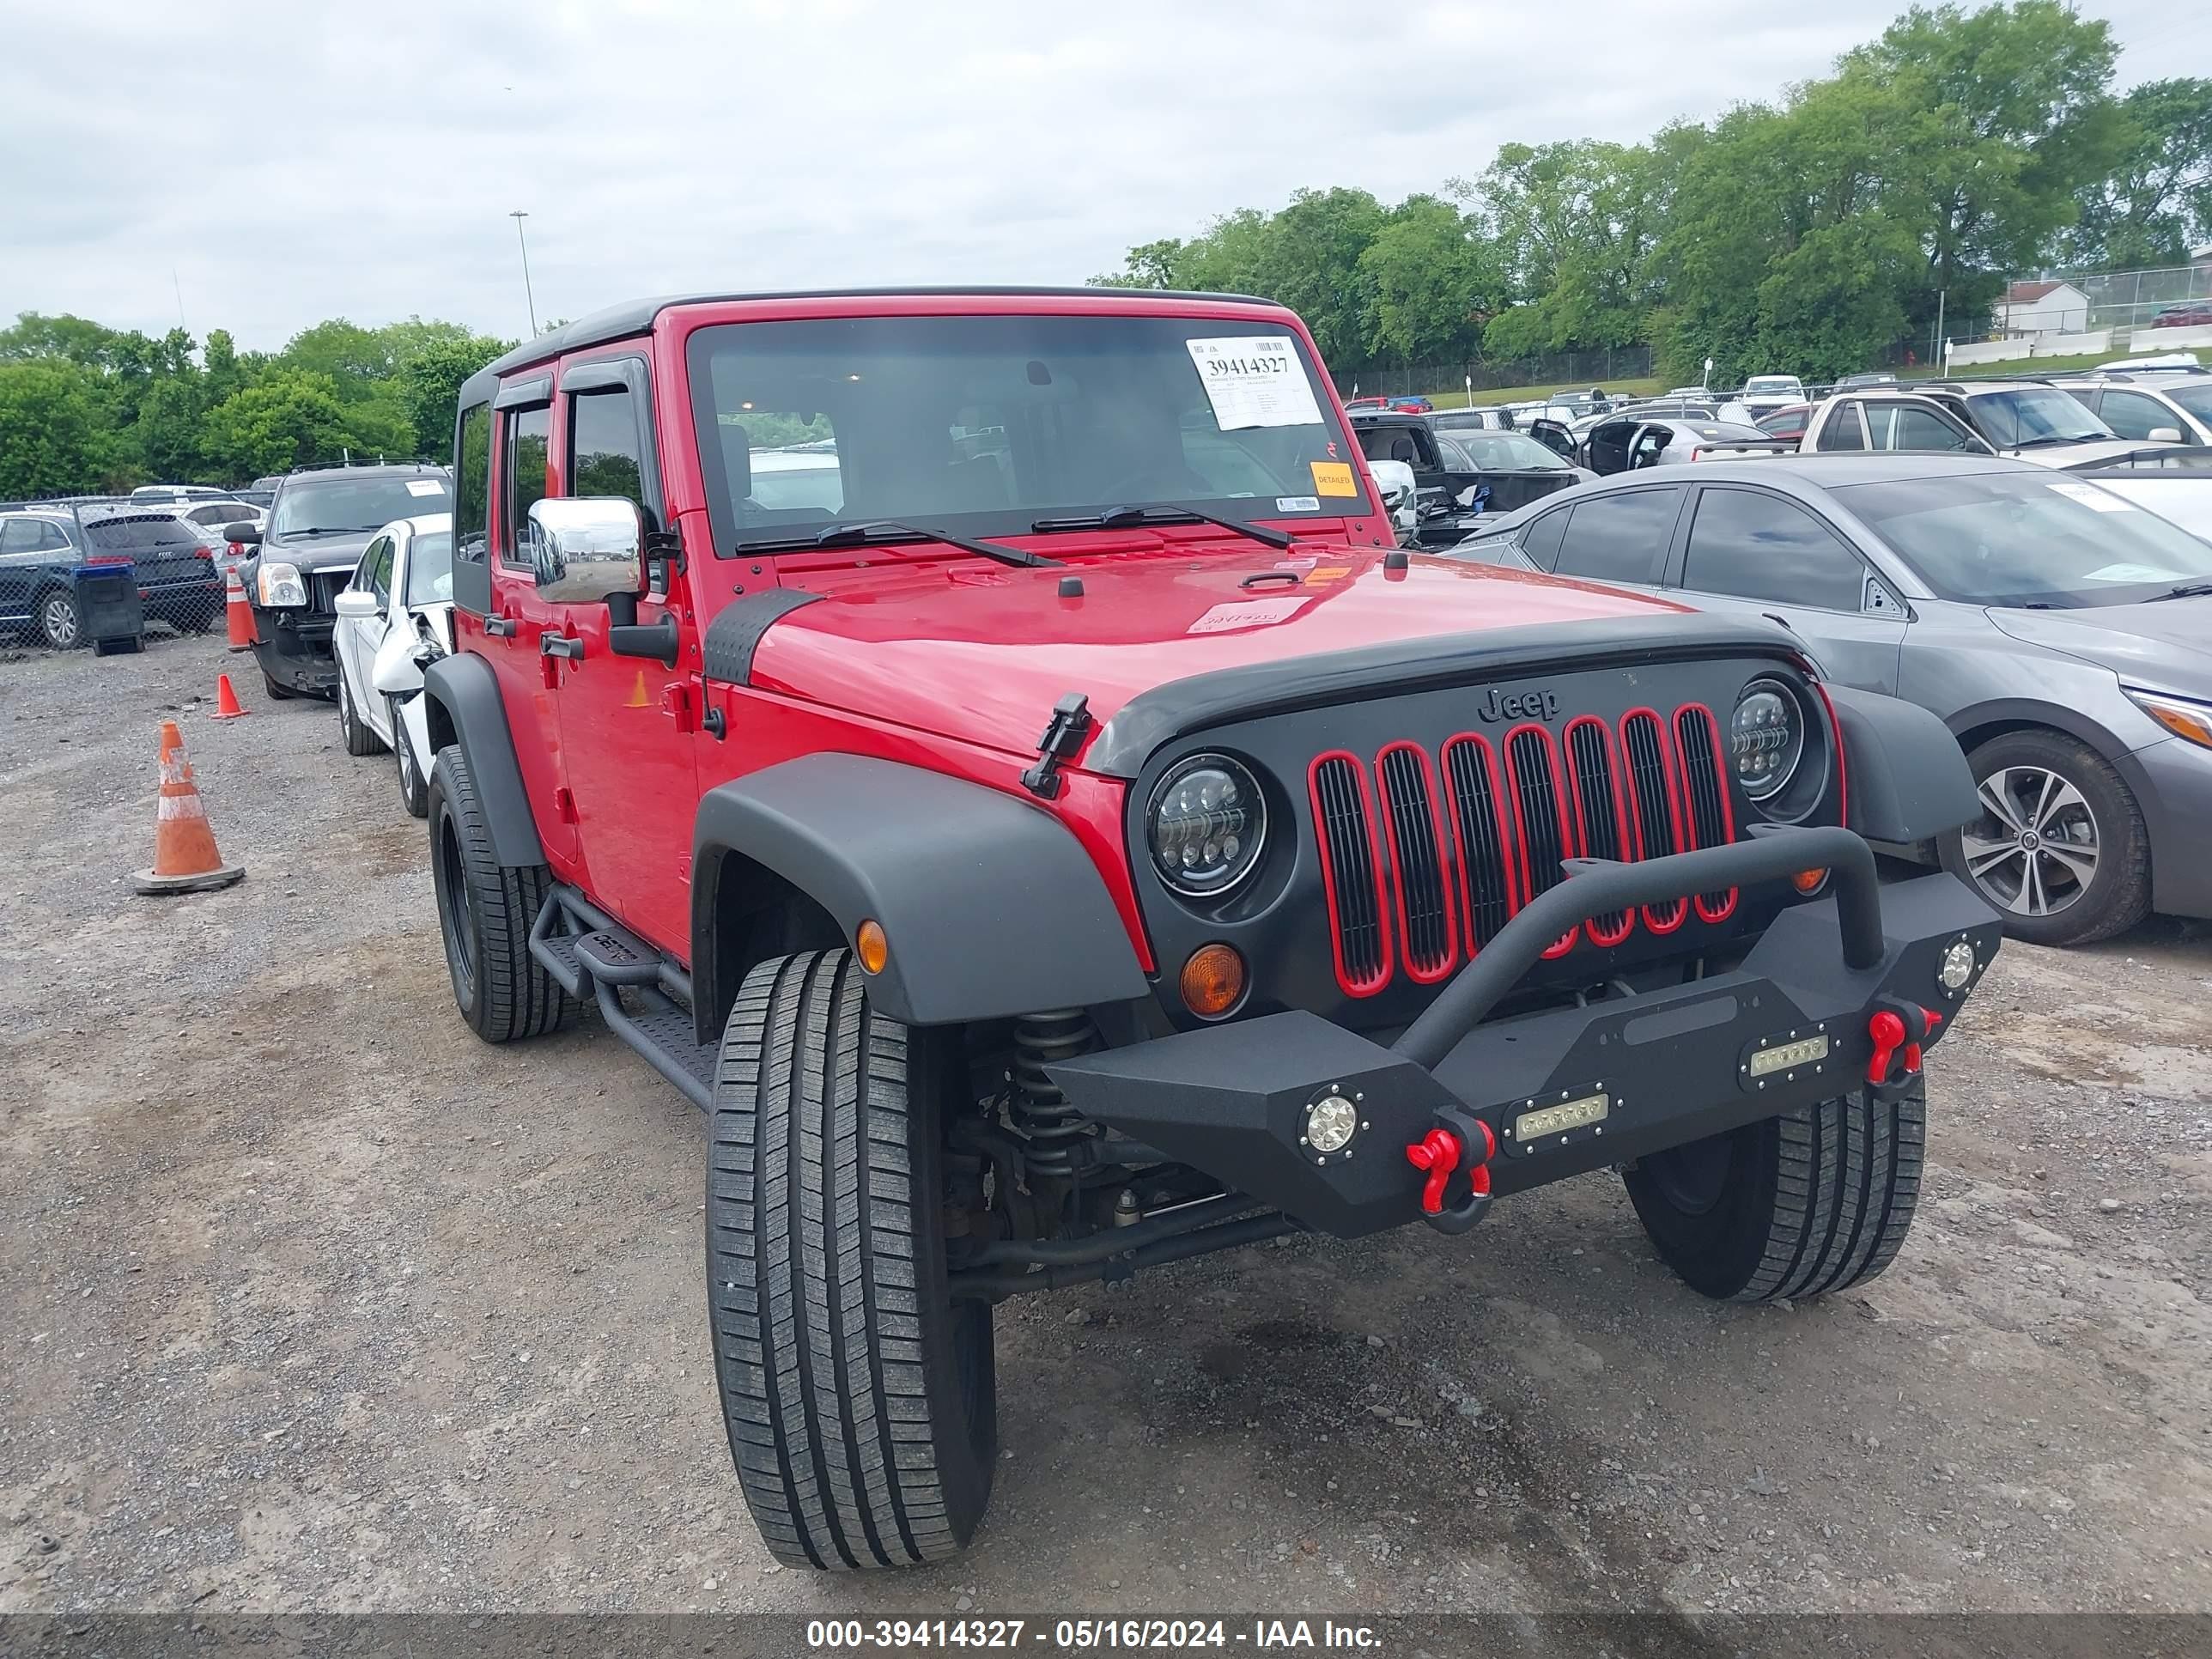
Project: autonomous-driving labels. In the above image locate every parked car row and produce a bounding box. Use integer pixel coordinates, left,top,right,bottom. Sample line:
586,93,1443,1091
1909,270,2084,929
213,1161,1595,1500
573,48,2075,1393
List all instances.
0,496,227,650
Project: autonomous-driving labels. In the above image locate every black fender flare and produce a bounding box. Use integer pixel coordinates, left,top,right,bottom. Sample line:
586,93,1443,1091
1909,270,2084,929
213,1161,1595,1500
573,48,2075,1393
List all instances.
691,755,1150,1030
421,651,545,867
1825,684,1977,843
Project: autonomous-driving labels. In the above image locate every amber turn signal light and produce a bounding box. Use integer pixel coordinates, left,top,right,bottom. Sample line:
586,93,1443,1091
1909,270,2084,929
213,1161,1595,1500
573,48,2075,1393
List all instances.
855,920,889,974
1180,943,1246,1018
1792,867,1828,894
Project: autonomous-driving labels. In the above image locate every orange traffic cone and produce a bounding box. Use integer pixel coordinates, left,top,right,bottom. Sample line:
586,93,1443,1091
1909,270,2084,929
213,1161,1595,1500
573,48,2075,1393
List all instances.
225,567,257,651
211,672,246,720
131,721,246,896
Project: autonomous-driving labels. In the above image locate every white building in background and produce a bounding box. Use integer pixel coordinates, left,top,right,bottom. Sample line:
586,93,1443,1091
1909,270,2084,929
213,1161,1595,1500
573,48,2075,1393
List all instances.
1996,280,2090,337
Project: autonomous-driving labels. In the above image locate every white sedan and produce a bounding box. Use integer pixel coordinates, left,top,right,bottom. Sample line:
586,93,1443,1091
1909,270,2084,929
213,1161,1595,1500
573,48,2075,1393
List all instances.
331,512,453,817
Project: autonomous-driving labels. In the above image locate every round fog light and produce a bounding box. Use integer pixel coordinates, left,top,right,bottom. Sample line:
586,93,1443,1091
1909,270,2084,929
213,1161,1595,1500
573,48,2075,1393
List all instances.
1303,1093,1358,1155
1939,939,1977,993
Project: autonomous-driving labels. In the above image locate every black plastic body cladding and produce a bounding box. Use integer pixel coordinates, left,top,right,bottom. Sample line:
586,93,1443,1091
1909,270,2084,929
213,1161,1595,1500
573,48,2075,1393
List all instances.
1825,684,1978,842
701,590,824,686
422,652,545,868
690,756,1150,1027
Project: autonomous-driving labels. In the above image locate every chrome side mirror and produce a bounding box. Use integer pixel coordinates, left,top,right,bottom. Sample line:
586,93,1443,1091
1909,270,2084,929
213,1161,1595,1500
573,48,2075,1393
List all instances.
527,497,645,604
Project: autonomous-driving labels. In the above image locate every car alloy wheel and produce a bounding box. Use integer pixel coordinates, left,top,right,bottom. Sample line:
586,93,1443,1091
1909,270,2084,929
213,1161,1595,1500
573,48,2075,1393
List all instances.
40,592,81,649
1957,765,2100,919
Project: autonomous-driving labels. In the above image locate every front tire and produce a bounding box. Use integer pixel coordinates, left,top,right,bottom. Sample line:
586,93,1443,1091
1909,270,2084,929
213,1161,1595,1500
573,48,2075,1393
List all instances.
1624,1085,1924,1303
263,672,296,702
1938,730,2149,947
338,670,385,757
708,951,996,1570
427,744,569,1042
38,589,82,650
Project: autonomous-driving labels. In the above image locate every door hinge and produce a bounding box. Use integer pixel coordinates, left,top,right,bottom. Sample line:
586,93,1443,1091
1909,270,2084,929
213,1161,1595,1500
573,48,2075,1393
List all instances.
1019,692,1093,800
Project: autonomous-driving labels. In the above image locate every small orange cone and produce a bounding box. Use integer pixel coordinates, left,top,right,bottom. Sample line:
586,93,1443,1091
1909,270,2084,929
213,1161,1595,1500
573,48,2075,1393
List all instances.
211,672,246,720
131,721,245,896
625,668,650,708
224,567,257,651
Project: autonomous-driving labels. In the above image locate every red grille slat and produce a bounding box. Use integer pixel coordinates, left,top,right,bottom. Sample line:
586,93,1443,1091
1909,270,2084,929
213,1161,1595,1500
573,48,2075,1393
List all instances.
1310,752,1394,995
1620,708,1690,933
1376,744,1459,981
1442,733,1517,954
1502,723,1580,958
1565,715,1634,947
1674,702,1739,922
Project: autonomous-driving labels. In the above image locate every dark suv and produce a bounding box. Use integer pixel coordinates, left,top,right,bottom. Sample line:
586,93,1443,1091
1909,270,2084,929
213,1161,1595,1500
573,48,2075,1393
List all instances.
0,501,221,647
232,461,452,698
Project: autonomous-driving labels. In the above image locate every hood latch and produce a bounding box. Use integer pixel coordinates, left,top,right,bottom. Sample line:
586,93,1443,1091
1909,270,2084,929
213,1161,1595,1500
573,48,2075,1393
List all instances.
1020,692,1093,800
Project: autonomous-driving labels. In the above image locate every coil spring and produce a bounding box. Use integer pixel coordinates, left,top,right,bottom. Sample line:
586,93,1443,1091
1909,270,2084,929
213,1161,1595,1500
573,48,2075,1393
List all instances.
1007,1009,1099,1179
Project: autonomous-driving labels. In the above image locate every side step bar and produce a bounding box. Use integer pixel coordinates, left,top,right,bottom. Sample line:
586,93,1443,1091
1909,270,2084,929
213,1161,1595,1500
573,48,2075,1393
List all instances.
528,887,719,1112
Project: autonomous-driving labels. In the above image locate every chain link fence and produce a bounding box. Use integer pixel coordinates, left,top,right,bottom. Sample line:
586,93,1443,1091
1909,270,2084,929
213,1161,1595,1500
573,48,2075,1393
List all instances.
1,494,241,657
1334,345,1656,402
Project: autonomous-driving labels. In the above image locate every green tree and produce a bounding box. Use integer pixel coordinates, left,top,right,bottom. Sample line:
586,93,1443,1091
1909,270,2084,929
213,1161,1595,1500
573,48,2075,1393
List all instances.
0,362,109,497
1088,239,1186,289
398,334,510,464
1358,196,1500,365
2067,78,2212,268
199,369,357,479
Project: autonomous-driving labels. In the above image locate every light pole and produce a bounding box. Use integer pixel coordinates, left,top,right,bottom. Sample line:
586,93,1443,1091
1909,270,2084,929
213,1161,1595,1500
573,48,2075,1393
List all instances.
509,210,539,337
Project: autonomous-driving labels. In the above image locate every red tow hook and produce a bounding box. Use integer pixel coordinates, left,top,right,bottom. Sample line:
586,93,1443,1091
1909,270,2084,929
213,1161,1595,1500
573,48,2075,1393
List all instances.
1406,1115,1497,1234
1867,1002,1946,1091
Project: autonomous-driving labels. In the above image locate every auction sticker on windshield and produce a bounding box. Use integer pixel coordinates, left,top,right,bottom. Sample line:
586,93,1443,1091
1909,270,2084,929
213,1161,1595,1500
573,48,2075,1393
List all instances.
406,479,445,496
1187,336,1324,429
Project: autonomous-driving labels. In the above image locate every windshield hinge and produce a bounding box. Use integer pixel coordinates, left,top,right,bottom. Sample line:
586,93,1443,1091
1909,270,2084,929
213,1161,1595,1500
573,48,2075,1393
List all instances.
1020,692,1094,800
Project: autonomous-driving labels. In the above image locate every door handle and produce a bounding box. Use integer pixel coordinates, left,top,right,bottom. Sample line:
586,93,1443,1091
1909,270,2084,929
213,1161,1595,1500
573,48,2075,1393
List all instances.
483,614,516,637
540,633,584,661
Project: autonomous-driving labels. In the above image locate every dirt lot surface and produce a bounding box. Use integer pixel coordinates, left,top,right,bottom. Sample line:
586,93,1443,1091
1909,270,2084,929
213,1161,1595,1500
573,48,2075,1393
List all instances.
3,633,2209,1622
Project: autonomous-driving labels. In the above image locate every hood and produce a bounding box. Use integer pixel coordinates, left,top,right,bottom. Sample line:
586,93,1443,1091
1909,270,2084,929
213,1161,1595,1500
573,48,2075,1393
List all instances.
264,531,376,571
2003,439,2173,470
744,539,1692,759
1985,596,2212,693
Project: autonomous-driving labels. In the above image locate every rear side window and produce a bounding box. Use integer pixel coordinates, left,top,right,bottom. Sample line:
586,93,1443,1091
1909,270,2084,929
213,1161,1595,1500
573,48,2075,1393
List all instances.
1552,487,1682,584
454,400,491,563
1680,487,1865,611
1517,508,1569,571
500,404,551,562
1815,406,1866,451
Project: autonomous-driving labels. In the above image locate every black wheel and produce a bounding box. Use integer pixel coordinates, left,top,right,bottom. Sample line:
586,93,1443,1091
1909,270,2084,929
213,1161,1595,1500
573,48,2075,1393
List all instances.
1938,730,2149,947
708,951,996,1570
1624,1084,1924,1303
391,699,428,817
337,669,384,757
427,744,570,1042
263,672,296,702
37,589,82,650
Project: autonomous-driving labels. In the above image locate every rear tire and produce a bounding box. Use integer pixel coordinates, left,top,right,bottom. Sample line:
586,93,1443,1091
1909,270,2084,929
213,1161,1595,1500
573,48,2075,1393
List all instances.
1624,1084,1924,1303
708,951,996,1570
37,589,82,650
338,670,385,757
427,744,569,1042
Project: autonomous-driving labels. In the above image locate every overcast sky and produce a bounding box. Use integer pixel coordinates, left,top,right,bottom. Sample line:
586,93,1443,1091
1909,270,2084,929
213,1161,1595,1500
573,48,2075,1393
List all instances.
3,0,2206,352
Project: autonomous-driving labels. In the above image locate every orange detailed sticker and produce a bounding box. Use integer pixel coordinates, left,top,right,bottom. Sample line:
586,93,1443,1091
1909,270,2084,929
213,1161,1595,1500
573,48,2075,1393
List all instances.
1308,565,1352,583
1309,460,1358,496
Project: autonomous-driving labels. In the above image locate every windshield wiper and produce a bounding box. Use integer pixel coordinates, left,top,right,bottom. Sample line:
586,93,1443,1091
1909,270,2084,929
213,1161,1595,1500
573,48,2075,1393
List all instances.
2149,581,2212,601
281,526,359,538
1030,503,1295,550
733,520,1057,568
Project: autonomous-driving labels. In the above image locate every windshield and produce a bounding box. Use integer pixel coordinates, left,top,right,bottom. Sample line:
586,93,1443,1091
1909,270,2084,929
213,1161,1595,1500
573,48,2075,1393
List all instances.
686,313,1370,555
272,475,451,537
1966,388,2112,449
404,531,453,607
1834,471,2212,605
1450,430,1573,471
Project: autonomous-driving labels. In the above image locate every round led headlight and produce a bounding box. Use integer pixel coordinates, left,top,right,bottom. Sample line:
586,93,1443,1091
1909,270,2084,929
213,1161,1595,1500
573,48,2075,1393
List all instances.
1730,678,1806,803
1148,754,1266,900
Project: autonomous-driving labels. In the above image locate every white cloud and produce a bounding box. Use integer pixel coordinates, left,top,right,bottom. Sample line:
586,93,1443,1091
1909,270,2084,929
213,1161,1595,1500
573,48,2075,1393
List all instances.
0,0,2197,349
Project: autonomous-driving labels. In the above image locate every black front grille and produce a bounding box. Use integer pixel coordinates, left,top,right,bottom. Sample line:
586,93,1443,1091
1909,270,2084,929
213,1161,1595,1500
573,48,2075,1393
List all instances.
1443,736,1514,950
1376,745,1455,981
1675,705,1737,921
307,569,349,615
1311,700,1746,995
1310,755,1390,994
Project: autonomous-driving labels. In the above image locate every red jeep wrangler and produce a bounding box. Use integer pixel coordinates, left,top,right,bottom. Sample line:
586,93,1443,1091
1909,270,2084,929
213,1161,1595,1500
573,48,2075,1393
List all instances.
421,289,1999,1571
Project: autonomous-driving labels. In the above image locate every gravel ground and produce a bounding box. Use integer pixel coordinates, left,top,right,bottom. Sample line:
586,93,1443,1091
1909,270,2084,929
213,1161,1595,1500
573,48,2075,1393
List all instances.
2,632,2209,1621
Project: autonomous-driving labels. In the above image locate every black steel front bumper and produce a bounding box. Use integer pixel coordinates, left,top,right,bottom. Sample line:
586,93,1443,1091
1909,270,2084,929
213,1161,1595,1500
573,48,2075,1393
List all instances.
1048,828,2001,1240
